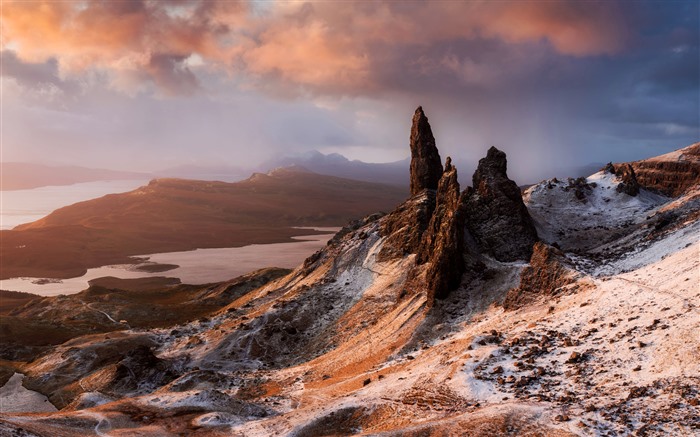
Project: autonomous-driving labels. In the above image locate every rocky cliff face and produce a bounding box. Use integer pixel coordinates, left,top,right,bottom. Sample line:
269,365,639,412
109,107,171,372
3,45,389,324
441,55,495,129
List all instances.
502,242,581,310
629,142,700,197
463,146,539,262
416,157,466,300
409,106,443,196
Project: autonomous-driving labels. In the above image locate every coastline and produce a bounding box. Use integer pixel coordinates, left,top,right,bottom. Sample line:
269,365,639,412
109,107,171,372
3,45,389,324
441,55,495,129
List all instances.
0,229,340,296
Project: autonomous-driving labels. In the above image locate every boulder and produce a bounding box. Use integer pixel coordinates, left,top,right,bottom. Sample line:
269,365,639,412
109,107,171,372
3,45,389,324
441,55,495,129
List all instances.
503,242,580,310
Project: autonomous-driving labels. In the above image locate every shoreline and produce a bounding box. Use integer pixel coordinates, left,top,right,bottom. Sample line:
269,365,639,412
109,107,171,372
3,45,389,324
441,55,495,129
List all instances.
0,229,340,296
1,227,339,281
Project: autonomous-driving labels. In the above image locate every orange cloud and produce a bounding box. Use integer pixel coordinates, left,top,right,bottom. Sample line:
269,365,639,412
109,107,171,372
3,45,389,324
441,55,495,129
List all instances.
1,0,631,95
483,1,627,56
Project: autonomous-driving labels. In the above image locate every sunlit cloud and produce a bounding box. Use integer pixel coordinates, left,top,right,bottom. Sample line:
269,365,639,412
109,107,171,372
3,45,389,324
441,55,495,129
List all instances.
2,0,631,96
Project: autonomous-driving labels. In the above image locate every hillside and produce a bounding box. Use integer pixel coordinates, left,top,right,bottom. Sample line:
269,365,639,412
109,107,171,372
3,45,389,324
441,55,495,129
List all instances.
0,109,697,436
1,169,407,279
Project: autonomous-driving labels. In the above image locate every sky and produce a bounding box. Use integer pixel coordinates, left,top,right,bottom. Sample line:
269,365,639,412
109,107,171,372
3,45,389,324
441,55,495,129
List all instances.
1,0,698,182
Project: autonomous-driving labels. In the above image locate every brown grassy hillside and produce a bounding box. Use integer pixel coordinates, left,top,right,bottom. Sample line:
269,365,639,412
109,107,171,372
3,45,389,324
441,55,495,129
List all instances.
1,168,407,279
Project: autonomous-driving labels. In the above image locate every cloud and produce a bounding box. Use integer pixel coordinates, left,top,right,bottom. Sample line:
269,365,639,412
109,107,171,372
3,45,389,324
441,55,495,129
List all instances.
1,0,246,95
1,0,696,183
2,0,633,96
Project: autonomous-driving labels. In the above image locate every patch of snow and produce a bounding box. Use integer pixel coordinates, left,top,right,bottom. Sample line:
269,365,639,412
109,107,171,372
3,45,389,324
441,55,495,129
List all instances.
524,171,667,250
0,373,57,413
593,218,700,276
191,411,244,427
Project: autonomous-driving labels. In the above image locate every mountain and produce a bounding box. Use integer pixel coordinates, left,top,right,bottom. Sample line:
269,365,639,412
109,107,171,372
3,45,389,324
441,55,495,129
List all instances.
0,111,697,436
261,150,411,186
0,168,407,279
154,164,251,183
0,162,147,191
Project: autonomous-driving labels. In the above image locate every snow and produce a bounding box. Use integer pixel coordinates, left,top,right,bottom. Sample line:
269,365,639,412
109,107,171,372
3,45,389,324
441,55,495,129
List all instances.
191,411,245,427
524,171,668,250
593,216,700,276
0,373,57,413
641,142,698,163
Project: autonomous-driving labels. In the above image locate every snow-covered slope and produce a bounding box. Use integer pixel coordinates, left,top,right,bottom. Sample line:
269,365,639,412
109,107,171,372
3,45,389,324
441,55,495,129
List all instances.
524,170,668,253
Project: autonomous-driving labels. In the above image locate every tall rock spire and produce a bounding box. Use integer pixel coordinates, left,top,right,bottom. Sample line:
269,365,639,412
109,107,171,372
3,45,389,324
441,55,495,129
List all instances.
409,106,443,196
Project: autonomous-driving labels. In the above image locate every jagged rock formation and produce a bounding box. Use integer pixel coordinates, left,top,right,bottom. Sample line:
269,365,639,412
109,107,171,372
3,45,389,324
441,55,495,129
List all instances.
409,106,443,196
463,146,538,262
417,157,466,300
502,242,581,310
378,107,443,262
628,142,700,197
385,115,537,298
614,163,640,196
565,176,595,201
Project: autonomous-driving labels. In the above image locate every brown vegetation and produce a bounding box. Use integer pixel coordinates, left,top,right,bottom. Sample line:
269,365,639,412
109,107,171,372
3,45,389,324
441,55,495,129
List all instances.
1,169,406,279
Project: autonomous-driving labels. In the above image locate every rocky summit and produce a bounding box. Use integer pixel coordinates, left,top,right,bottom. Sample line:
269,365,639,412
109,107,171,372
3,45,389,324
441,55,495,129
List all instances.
463,146,539,262
409,106,443,196
0,108,698,437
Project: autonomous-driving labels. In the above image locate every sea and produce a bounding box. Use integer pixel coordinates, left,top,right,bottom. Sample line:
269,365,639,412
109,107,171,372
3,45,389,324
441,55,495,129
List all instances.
1,180,149,230
0,181,338,296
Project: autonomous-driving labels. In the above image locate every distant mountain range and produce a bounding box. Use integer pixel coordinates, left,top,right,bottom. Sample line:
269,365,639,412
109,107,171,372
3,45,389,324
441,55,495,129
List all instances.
3,151,607,191
259,150,410,186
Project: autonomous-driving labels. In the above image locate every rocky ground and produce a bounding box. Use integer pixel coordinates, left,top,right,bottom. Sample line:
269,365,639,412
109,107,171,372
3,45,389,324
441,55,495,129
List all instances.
0,111,697,436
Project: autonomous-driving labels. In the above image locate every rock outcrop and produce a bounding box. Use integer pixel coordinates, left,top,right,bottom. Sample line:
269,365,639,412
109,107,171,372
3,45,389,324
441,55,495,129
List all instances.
377,190,435,261
502,242,580,310
409,106,443,196
384,114,538,298
614,163,640,196
417,157,466,300
628,142,700,197
463,147,538,262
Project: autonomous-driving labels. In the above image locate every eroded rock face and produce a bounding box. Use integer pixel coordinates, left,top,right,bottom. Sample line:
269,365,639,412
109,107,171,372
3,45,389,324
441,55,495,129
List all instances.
615,163,640,197
378,191,436,261
629,142,700,197
409,106,443,196
464,147,538,262
502,242,579,310
417,158,466,300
